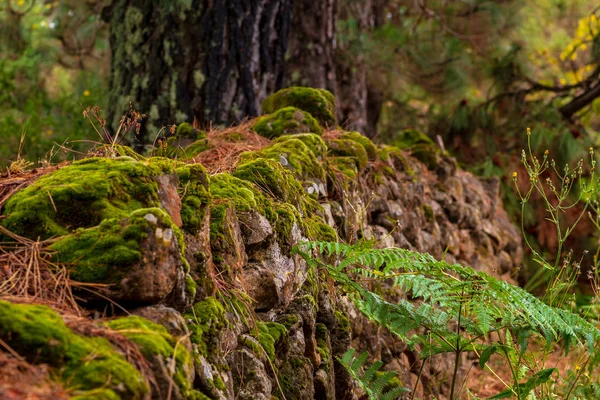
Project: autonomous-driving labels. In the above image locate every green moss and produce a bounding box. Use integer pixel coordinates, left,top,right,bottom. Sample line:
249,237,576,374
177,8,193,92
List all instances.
233,158,304,203
392,129,442,169
176,164,211,232
276,314,301,329
340,131,377,160
106,315,195,395
71,388,121,400
274,203,300,248
239,138,326,183
252,107,322,139
334,311,350,334
262,87,336,127
315,323,331,371
423,204,434,223
1,157,173,241
273,133,327,159
377,145,414,177
185,274,198,299
329,156,358,180
250,322,287,363
327,139,369,170
303,216,337,242
176,122,206,140
185,297,226,357
0,301,148,398
182,139,213,158
212,375,226,392
209,174,276,222
50,208,182,284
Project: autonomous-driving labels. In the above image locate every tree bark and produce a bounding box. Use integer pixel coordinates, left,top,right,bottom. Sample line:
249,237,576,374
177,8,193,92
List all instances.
335,0,385,136
284,0,337,93
107,0,291,148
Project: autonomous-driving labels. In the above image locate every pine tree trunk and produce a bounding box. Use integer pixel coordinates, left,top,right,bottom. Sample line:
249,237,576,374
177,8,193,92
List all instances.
106,0,292,148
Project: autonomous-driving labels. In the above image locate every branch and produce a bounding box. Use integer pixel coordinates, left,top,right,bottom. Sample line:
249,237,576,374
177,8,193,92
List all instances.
559,82,600,119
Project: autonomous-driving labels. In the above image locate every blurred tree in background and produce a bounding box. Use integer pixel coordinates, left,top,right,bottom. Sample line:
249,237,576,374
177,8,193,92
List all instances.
0,0,109,165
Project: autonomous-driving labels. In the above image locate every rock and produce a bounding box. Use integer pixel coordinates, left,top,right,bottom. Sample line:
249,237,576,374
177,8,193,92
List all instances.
228,348,272,400
51,208,185,305
239,211,273,245
156,172,183,227
261,86,337,127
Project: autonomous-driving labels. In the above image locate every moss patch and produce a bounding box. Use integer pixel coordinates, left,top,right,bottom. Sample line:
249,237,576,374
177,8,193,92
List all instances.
262,87,336,127
1,157,174,240
273,133,327,159
326,138,369,170
176,164,211,232
0,301,148,398
252,107,322,139
106,315,196,397
50,208,182,285
239,138,326,183
248,322,287,363
233,158,304,203
185,297,226,357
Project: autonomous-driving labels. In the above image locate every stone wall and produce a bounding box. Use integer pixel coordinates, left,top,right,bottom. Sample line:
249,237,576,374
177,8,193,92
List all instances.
0,88,522,400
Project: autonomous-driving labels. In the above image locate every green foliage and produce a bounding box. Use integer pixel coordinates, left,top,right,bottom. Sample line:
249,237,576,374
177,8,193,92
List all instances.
337,348,409,400
294,240,600,398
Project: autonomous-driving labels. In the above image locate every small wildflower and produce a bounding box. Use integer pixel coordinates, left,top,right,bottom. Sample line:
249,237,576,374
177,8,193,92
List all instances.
527,127,531,136
83,90,91,97
512,172,517,179
544,149,549,155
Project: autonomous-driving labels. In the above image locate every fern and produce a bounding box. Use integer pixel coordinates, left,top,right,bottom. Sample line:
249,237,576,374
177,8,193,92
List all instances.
293,241,600,398
296,241,600,351
338,348,410,400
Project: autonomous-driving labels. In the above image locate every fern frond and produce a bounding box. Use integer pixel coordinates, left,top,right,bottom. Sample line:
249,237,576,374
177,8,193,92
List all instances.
337,348,410,400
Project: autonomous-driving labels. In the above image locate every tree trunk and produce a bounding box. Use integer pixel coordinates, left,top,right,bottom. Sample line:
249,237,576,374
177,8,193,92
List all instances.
284,0,337,93
107,0,291,148
335,0,385,137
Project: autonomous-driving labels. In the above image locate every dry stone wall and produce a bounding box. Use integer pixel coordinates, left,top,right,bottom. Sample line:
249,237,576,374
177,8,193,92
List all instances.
0,87,522,400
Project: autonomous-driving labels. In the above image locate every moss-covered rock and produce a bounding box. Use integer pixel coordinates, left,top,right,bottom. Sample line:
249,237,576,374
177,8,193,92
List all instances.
233,158,304,204
1,157,176,240
250,322,287,363
339,131,377,160
262,87,336,127
326,139,369,170
184,297,226,357
176,164,211,233
252,107,322,139
106,315,200,399
176,122,206,140
0,301,148,399
50,208,185,304
239,138,326,184
273,133,327,160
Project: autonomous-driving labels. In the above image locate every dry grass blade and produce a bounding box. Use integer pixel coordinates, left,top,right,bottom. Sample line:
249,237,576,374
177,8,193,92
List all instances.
191,121,271,173
0,226,82,315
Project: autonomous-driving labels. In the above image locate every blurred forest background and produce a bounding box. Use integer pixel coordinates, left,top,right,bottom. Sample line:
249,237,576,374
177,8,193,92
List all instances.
2,0,600,280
